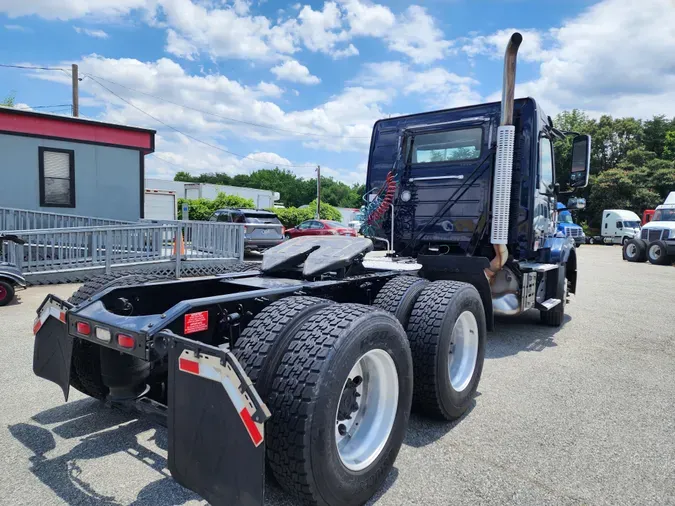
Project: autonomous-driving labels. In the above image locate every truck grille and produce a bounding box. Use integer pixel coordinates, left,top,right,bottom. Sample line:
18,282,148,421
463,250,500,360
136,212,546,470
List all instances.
642,229,669,241
564,228,582,237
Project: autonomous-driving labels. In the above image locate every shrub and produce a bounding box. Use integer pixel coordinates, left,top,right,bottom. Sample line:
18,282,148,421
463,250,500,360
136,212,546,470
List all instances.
177,192,255,220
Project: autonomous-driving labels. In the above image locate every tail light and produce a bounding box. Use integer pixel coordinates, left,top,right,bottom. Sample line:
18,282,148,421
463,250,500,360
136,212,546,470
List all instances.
117,334,136,349
76,321,91,335
281,226,286,235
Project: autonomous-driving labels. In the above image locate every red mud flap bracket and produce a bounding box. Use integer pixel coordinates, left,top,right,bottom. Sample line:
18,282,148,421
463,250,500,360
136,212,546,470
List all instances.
166,333,271,506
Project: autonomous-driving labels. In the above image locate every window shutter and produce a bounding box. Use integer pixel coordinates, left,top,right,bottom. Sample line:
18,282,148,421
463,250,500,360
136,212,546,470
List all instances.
41,149,74,206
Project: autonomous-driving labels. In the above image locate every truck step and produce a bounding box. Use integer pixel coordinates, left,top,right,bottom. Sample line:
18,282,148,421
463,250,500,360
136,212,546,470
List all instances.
539,298,561,310
518,262,560,273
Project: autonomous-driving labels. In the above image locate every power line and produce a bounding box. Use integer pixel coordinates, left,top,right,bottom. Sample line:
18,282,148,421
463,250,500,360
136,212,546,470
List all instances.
87,75,317,169
0,63,67,71
15,104,72,111
85,73,370,140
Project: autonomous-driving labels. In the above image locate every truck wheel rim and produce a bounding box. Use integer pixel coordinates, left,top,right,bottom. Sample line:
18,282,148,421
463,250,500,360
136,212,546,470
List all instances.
448,311,479,392
335,349,399,472
626,243,637,258
650,245,661,260
0,285,6,301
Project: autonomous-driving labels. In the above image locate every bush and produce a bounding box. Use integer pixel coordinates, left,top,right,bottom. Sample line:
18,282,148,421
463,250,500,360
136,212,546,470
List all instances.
269,200,344,228
177,192,254,220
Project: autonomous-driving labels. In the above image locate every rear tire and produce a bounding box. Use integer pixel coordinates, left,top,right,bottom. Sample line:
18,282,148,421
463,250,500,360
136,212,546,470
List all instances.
373,275,429,327
406,281,486,421
0,280,15,307
647,241,670,265
623,239,647,262
266,304,413,506
233,296,334,401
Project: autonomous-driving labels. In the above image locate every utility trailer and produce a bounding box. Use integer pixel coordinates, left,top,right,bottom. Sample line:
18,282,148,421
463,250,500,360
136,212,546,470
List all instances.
30,33,591,506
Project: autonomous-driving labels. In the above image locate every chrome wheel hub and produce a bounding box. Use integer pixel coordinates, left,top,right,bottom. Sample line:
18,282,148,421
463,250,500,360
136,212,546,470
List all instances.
448,311,479,392
335,349,398,471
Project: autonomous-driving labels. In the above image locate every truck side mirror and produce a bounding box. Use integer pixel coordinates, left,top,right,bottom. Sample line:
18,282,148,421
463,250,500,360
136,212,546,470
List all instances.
569,134,591,188
566,197,586,210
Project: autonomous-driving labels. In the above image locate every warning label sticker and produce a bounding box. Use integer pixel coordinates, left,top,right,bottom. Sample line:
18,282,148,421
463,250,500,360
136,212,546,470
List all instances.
184,311,209,334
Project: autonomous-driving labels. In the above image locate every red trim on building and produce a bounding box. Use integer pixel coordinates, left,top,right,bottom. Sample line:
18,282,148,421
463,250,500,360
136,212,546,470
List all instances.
0,107,155,153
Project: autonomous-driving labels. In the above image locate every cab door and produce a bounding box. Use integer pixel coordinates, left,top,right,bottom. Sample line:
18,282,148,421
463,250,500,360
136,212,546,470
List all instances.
533,134,556,249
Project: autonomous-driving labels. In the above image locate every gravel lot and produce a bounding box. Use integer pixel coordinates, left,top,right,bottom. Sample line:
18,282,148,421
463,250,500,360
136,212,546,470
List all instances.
1,245,674,506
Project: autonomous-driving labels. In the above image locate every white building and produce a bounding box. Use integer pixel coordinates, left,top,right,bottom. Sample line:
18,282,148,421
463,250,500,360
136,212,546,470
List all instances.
145,178,280,209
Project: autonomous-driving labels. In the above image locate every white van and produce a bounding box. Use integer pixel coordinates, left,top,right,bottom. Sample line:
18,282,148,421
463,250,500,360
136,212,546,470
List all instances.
590,209,641,245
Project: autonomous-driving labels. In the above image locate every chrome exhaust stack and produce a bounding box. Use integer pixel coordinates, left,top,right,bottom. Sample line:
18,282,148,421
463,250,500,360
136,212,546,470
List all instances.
486,32,522,282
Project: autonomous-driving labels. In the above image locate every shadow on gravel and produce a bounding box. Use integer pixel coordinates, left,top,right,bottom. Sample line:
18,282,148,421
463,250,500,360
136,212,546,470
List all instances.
486,311,571,360
9,398,302,505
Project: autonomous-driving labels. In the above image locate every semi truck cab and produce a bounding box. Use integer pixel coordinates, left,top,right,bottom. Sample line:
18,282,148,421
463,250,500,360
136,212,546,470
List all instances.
556,202,585,247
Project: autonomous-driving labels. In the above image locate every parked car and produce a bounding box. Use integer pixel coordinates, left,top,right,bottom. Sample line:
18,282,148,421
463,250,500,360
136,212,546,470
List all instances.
285,219,357,239
209,208,284,251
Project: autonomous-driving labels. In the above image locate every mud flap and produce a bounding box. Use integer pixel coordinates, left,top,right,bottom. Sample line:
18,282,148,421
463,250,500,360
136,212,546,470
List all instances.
32,296,74,401
167,334,271,506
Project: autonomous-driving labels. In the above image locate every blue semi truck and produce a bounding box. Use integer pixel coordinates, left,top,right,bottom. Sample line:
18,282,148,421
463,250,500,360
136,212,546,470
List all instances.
556,202,585,246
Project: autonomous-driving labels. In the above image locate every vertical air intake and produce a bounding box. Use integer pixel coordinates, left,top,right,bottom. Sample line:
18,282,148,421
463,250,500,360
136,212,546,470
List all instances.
486,32,522,280
491,125,515,244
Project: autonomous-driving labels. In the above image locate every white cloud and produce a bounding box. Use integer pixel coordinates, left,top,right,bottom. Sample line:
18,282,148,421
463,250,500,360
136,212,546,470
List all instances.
4,24,31,31
358,61,480,109
385,6,451,64
340,0,395,37
271,60,320,85
28,54,379,161
461,28,552,63
1,0,451,64
331,43,359,59
477,0,675,119
0,0,156,20
165,28,199,60
74,26,110,38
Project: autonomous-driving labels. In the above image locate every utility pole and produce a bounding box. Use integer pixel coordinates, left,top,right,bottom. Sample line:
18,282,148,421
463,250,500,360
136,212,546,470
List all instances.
316,165,321,219
71,64,79,117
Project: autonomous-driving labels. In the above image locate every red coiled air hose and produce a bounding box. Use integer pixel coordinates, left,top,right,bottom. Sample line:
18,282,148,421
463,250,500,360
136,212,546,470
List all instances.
367,172,397,224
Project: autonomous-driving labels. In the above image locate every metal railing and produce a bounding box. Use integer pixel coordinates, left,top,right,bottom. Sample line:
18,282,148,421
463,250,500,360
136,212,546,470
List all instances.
0,207,131,232
1,221,245,282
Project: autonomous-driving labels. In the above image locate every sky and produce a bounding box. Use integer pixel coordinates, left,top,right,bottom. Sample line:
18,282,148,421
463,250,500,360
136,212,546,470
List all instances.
1,0,674,184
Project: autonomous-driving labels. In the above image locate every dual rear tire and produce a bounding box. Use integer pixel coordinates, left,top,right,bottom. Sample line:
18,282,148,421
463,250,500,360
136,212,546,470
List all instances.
234,276,486,505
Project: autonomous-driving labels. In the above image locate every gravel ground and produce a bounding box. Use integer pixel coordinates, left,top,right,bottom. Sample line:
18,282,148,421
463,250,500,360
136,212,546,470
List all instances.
1,245,674,506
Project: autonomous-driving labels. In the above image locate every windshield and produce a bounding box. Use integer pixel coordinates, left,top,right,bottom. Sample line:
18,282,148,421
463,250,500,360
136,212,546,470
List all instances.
244,213,281,224
653,209,675,221
624,221,640,228
559,214,574,224
409,128,482,164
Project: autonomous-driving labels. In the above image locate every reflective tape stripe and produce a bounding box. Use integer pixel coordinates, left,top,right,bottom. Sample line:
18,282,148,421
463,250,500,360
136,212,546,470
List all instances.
33,307,66,335
178,349,265,447
239,407,263,446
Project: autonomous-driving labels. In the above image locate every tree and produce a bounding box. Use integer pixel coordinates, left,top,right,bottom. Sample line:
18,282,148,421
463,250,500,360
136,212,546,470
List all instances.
663,131,675,161
643,115,674,158
1,93,15,107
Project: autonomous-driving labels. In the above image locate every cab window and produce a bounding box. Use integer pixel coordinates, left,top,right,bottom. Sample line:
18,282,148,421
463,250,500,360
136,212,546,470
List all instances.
410,128,482,164
540,137,554,187
616,221,623,229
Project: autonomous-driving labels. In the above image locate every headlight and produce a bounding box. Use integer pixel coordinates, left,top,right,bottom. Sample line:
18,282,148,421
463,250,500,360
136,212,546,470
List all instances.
400,190,412,202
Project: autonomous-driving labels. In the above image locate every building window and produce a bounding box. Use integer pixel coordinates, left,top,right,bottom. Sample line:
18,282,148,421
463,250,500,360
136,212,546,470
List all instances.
39,147,75,207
